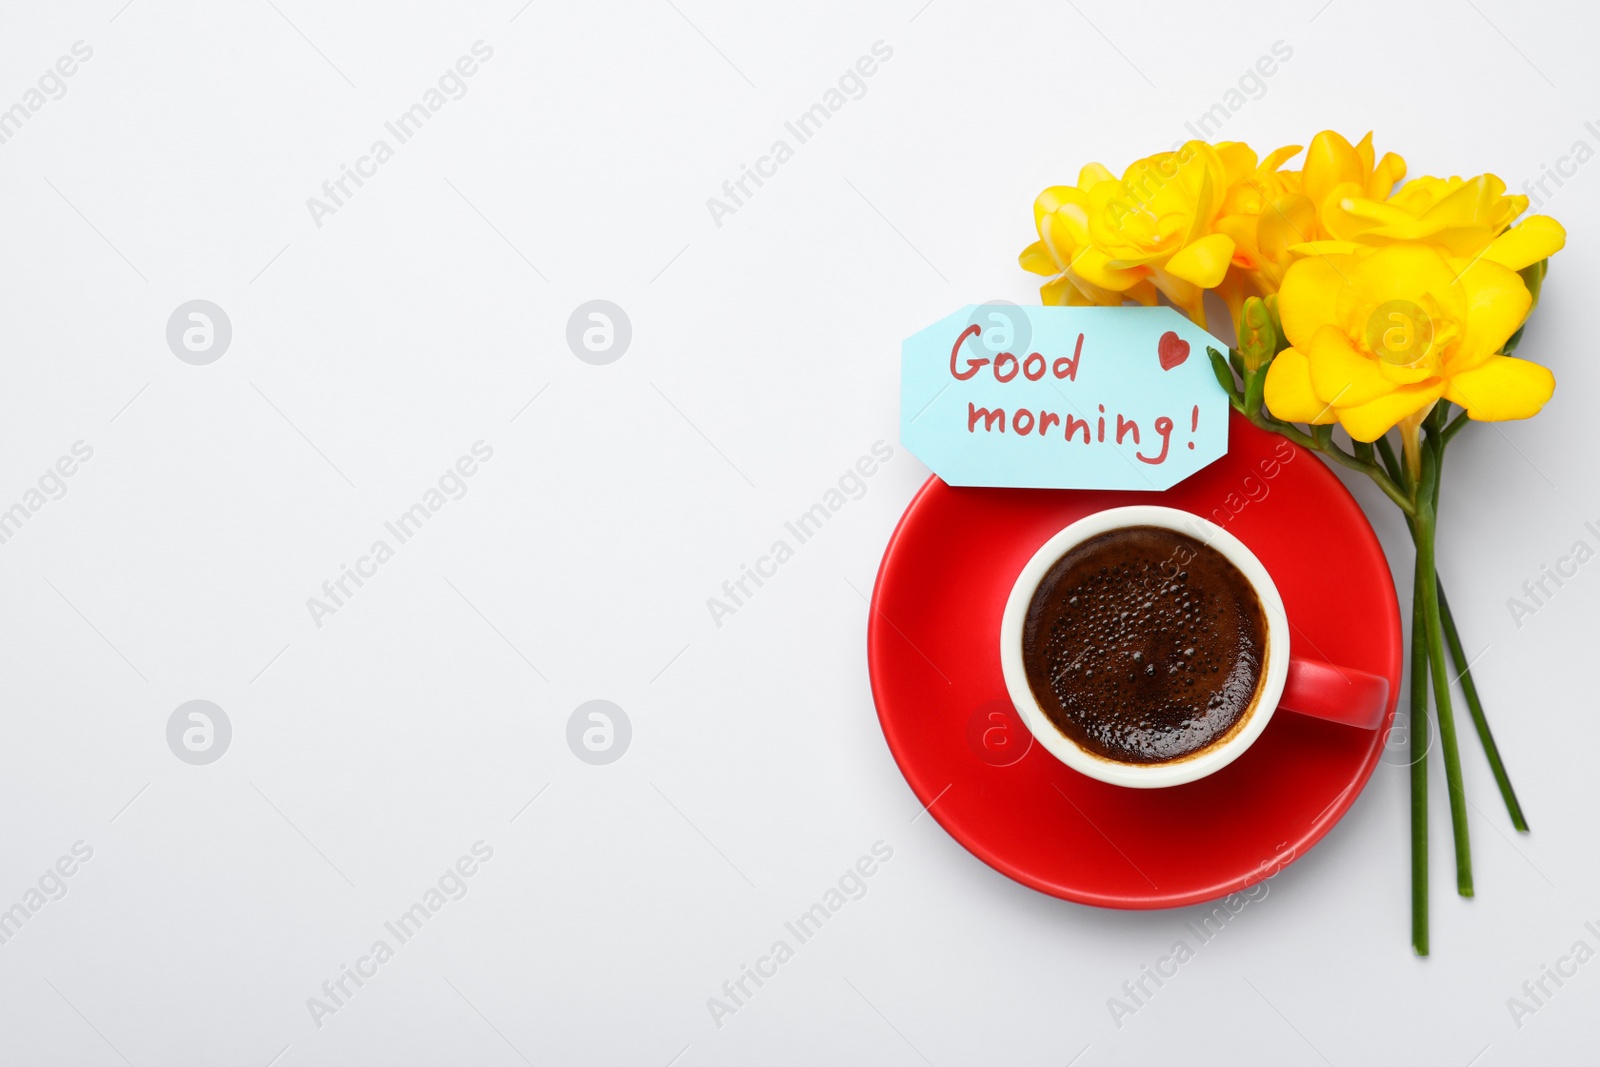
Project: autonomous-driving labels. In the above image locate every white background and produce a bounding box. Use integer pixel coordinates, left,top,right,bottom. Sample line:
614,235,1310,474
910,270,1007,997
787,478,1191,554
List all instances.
0,0,1595,1063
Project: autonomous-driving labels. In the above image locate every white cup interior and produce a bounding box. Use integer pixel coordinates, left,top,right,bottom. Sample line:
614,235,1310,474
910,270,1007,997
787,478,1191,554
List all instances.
999,505,1291,788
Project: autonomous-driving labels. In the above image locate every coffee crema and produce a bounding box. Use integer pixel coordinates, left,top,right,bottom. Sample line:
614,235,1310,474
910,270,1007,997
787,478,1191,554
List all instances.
1021,525,1268,765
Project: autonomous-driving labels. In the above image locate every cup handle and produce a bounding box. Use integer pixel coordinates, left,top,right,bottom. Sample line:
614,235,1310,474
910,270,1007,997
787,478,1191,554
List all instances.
1278,657,1389,730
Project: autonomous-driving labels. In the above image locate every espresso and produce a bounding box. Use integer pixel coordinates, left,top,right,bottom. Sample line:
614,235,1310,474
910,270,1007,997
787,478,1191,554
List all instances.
1021,526,1268,765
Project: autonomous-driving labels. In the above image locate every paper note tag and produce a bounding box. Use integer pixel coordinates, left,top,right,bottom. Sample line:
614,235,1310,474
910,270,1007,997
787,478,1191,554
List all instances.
900,304,1229,491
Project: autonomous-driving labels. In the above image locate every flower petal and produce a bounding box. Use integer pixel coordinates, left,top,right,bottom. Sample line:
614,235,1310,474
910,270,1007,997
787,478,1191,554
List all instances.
1353,131,1375,175
1216,214,1261,268
1215,141,1258,184
1321,187,1411,241
1347,242,1458,301
1020,240,1057,276
1302,130,1360,213
1078,162,1115,188
1068,244,1145,290
1365,151,1406,199
1287,240,1359,257
1032,185,1082,228
1451,257,1532,369
1257,194,1316,266
1334,382,1445,442
1040,211,1086,265
1263,347,1338,425
1355,221,1498,257
1261,143,1304,172
1388,176,1452,216
1305,325,1394,406
1147,268,1206,328
1277,254,1350,350
1375,356,1437,387
1163,232,1236,288
1065,269,1128,307
1331,243,1464,338
1125,279,1160,306
1482,215,1567,271
1039,275,1074,305
1417,175,1498,227
1443,355,1555,422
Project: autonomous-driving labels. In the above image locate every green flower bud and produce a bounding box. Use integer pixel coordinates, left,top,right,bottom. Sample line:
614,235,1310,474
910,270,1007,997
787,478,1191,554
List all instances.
1263,293,1289,354
1239,296,1277,373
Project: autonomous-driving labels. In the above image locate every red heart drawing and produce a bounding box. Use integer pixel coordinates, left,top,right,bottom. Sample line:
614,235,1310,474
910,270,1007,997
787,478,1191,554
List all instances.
1157,330,1190,370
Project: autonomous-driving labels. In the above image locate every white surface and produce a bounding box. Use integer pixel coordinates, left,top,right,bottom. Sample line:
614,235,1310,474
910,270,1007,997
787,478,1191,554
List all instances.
0,0,1594,1064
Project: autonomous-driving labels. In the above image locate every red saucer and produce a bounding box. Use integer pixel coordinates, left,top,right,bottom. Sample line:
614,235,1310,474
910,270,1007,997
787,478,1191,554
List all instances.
868,411,1401,908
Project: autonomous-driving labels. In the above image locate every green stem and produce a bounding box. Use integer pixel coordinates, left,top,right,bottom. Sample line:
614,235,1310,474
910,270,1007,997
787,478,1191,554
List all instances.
1375,434,1405,489
1206,348,1414,515
1416,447,1473,897
1243,366,1266,417
1253,412,1415,514
1410,558,1430,956
1230,361,1523,933
1313,431,1415,513
1427,415,1527,831
1437,581,1528,832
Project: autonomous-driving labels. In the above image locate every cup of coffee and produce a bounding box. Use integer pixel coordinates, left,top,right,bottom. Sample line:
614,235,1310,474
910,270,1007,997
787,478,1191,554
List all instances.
999,505,1389,788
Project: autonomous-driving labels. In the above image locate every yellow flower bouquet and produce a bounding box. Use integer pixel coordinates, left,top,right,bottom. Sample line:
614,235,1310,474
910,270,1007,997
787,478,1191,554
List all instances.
1021,131,1565,954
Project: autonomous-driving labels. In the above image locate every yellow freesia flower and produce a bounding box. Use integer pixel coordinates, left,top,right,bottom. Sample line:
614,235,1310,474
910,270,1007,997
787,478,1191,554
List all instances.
1216,142,1308,297
1019,164,1160,308
1263,242,1554,441
1020,143,1252,319
1076,141,1253,326
1292,172,1566,271
1299,130,1407,227
1219,131,1405,298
